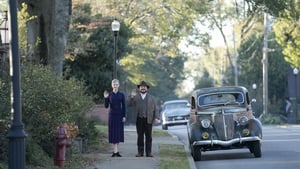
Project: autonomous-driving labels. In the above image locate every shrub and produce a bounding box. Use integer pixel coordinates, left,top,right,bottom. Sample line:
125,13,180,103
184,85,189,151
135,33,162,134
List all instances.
261,113,281,124
0,72,10,162
0,64,102,167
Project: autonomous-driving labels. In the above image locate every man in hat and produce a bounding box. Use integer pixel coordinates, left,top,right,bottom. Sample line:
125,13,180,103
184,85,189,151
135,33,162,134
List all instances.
129,80,160,157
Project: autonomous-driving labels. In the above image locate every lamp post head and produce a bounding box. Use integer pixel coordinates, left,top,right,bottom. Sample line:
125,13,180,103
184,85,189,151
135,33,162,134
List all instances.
252,83,257,90
293,68,299,75
112,20,120,32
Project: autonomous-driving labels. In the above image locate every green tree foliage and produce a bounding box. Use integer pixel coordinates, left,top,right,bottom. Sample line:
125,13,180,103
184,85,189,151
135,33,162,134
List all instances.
63,1,199,102
187,0,237,66
273,18,300,68
99,0,197,100
238,20,290,115
246,0,300,69
65,3,132,102
244,0,287,17
18,3,39,61
182,0,250,88
194,69,214,89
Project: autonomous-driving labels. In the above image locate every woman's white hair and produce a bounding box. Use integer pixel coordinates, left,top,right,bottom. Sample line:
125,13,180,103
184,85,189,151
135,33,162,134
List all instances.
111,79,120,85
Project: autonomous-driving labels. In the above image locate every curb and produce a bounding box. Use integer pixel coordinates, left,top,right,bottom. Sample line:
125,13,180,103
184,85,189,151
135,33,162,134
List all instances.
183,140,197,169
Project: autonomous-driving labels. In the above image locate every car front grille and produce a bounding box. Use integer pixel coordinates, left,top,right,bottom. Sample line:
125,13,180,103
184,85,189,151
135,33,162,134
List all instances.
167,115,189,121
214,114,234,140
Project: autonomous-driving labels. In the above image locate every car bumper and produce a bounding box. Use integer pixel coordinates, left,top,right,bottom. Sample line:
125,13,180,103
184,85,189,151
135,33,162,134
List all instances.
162,119,188,125
192,136,261,147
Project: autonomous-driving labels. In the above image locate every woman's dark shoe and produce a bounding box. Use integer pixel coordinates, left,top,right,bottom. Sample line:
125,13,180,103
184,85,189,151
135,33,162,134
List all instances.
112,152,122,157
116,152,122,157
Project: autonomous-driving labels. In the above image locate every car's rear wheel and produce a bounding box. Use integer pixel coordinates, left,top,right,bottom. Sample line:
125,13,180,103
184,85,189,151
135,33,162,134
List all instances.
191,146,201,161
162,124,168,130
251,141,262,157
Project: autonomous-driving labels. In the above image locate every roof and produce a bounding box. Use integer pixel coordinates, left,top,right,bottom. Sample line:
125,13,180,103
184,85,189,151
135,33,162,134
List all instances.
163,99,189,105
191,86,248,97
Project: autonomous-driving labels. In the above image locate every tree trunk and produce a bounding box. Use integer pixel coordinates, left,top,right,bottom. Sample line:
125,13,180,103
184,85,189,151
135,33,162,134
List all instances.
20,0,71,76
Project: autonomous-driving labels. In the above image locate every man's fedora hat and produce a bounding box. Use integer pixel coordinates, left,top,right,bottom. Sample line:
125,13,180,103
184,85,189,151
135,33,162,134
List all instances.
137,81,150,89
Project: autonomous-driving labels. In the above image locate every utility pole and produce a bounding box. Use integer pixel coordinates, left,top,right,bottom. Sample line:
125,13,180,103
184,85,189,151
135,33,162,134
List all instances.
233,24,238,86
262,13,269,116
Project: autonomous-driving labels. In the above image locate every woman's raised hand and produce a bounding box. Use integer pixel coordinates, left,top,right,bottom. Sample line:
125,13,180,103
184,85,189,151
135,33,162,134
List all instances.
103,90,109,98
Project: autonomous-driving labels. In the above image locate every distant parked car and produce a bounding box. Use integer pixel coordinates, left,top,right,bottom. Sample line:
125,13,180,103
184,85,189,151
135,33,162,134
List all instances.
160,99,190,130
187,86,262,161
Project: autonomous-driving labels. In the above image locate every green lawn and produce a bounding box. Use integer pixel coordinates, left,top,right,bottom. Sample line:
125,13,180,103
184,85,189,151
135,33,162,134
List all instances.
159,144,190,169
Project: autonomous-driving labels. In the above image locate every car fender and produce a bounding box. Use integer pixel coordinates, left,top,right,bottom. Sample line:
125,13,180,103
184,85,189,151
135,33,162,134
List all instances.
247,118,263,138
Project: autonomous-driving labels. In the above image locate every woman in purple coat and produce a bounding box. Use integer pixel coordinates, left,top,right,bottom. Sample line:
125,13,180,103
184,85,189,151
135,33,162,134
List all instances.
104,79,126,157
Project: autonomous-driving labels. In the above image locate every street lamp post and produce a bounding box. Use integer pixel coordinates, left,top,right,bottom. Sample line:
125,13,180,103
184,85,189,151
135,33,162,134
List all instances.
7,0,27,169
252,83,257,96
293,68,299,122
252,83,257,115
111,20,120,79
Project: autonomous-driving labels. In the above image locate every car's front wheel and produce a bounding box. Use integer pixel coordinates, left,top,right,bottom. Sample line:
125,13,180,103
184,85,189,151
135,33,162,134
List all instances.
251,141,262,158
191,146,201,161
162,124,168,130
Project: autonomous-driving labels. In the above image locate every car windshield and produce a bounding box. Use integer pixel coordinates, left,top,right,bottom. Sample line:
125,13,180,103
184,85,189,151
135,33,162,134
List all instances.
198,92,244,107
165,102,189,109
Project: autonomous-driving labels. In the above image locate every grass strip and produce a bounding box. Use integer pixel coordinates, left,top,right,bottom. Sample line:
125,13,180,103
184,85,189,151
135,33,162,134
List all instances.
153,128,171,137
159,144,190,169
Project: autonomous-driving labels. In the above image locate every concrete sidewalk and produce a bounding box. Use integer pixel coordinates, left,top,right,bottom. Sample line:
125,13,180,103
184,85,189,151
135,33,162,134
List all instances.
84,125,196,169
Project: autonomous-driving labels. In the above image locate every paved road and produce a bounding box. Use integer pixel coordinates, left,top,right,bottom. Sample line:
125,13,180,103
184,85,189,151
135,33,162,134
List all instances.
166,125,300,169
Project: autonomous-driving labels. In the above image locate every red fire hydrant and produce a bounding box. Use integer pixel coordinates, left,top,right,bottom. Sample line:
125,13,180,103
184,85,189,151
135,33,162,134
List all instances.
54,124,71,167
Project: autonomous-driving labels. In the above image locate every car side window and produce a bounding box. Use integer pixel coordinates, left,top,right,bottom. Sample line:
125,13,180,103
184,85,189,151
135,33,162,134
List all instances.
236,93,244,103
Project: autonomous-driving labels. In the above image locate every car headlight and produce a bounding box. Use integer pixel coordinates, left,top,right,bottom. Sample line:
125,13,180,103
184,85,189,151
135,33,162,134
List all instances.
161,112,165,119
239,116,249,126
201,119,211,128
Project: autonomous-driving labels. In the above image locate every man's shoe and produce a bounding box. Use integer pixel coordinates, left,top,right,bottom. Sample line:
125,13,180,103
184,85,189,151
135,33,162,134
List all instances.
135,153,144,157
111,153,116,157
146,154,153,157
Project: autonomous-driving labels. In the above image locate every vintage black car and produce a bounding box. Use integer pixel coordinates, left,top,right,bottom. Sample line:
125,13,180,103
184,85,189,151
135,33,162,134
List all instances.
187,86,262,161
